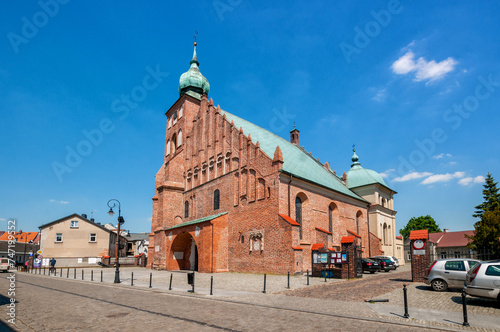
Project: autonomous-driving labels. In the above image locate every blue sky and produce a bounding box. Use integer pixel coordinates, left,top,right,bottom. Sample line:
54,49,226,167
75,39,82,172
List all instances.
1,1,499,234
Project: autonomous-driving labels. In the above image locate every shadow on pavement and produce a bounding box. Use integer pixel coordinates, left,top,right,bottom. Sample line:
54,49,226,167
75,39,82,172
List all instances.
389,278,412,282
0,320,17,332
451,296,500,308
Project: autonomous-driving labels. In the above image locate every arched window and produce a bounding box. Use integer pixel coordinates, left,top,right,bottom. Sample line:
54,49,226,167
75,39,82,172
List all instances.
381,197,386,207
295,196,303,239
383,223,388,245
172,134,177,155
184,201,189,218
178,129,183,147
173,110,178,124
213,189,220,210
328,205,333,233
166,139,171,155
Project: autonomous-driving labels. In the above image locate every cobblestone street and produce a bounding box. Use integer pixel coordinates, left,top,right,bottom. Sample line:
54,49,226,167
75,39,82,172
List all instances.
1,272,439,332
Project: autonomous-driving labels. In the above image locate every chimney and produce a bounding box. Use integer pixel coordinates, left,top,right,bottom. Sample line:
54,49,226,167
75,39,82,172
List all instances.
443,228,449,233
290,127,299,144
90,218,95,223
82,213,87,219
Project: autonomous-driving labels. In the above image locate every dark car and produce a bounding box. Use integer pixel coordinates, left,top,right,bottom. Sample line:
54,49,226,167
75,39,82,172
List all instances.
362,258,381,274
371,257,396,272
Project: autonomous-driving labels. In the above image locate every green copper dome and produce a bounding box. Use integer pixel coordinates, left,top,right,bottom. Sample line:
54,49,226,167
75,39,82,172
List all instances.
178,43,210,96
346,149,391,190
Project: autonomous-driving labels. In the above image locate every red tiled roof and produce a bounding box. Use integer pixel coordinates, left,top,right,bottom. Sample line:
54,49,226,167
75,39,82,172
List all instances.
428,232,444,244
0,231,39,243
311,243,324,251
435,231,474,248
278,214,300,226
409,229,428,240
292,246,303,250
396,236,403,240
341,236,355,244
315,227,332,235
347,230,361,238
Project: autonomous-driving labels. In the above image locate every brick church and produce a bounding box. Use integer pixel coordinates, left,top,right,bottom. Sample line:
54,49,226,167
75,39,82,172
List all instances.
148,42,402,274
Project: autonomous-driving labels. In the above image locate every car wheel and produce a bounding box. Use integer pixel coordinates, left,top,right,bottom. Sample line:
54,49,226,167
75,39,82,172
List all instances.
384,269,389,272
431,279,448,292
370,271,375,274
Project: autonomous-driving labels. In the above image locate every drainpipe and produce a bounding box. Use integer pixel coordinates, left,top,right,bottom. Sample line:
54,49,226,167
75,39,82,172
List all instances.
288,174,293,216
367,204,371,257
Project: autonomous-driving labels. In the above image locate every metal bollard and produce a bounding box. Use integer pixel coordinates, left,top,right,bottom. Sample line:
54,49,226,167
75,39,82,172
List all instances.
210,276,213,295
131,272,133,286
74,268,76,279
403,284,409,318
262,274,267,293
82,269,84,280
462,290,470,326
169,273,173,290
149,273,152,288
60,268,62,277
91,270,93,281
188,271,195,293
44,267,46,275
307,269,309,286
67,268,69,278
324,269,327,282
287,271,290,289
100,270,103,282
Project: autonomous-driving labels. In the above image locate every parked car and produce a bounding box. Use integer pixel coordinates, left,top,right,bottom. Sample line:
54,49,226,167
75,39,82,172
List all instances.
465,259,500,302
0,258,10,272
362,258,381,274
370,257,396,272
425,258,480,291
372,255,399,269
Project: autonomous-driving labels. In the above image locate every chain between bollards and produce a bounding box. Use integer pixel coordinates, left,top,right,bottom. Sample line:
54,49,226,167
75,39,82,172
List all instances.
462,289,470,326
262,273,267,293
403,284,409,318
149,272,152,288
169,273,173,290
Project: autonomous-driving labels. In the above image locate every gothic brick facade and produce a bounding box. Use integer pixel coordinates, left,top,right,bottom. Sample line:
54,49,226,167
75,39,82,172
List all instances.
148,44,390,274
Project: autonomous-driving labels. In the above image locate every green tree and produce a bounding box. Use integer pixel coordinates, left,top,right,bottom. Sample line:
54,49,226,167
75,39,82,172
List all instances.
467,173,500,258
473,173,500,218
399,215,441,240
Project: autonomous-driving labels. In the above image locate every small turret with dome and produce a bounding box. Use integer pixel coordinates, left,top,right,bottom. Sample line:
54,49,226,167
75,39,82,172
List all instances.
346,147,391,190
178,40,210,97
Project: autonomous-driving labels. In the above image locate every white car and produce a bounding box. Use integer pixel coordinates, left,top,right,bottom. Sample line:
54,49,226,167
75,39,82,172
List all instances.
0,258,10,272
465,259,500,302
372,255,399,269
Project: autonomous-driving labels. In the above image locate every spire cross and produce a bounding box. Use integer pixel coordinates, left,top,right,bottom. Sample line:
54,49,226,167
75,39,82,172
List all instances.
352,144,355,151
193,30,198,44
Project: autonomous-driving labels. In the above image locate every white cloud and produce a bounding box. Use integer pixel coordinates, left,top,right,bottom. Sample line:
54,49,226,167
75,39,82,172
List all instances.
0,218,6,221
458,176,485,186
379,169,395,179
393,172,433,182
372,88,387,102
392,51,457,82
421,171,465,185
50,199,70,204
432,153,452,159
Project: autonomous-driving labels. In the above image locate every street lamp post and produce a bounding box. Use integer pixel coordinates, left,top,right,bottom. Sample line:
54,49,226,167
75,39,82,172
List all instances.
107,199,125,284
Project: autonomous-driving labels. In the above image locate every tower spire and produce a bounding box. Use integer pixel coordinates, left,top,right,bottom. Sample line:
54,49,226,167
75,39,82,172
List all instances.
351,145,360,167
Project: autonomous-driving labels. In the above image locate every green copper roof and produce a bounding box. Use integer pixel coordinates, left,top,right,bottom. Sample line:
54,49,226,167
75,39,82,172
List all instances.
346,149,392,190
220,111,366,202
167,212,228,230
179,44,210,96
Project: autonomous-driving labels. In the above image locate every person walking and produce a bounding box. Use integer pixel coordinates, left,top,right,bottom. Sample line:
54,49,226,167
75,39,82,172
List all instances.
49,258,56,275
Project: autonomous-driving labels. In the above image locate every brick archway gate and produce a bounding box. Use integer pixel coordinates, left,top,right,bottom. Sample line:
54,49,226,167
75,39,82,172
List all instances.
170,232,198,271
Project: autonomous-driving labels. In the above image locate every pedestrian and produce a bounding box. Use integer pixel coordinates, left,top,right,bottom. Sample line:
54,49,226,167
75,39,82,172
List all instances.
24,260,28,272
50,258,56,275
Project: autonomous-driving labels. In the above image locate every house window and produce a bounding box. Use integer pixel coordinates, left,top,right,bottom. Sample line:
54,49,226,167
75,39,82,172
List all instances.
441,252,447,259
454,252,461,258
55,233,63,242
70,220,79,228
328,205,333,233
173,110,178,124
214,189,220,210
89,233,97,242
184,200,189,218
295,196,302,239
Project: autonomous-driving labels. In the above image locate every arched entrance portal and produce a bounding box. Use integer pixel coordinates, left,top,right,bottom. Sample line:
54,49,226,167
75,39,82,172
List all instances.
170,232,198,271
